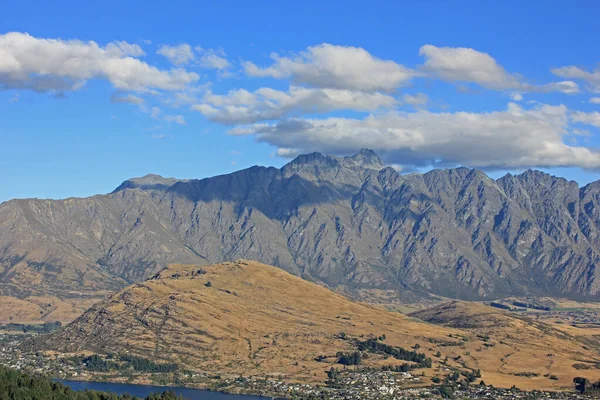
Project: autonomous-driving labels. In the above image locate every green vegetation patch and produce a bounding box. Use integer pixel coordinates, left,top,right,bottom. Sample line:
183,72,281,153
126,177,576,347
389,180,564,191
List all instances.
0,322,62,334
355,338,432,368
69,354,178,374
0,365,183,400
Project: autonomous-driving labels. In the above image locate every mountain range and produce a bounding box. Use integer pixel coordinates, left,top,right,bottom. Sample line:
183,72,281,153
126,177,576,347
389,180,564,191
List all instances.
2,149,600,321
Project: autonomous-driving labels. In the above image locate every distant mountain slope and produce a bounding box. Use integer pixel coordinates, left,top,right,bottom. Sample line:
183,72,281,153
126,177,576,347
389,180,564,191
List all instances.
1,149,600,319
33,261,600,390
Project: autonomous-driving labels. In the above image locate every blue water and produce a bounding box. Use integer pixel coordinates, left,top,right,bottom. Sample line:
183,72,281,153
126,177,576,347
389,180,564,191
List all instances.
57,380,269,400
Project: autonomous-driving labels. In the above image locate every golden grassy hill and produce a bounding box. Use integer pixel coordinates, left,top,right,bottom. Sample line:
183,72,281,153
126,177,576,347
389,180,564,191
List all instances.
410,301,600,390
35,261,600,390
0,295,106,325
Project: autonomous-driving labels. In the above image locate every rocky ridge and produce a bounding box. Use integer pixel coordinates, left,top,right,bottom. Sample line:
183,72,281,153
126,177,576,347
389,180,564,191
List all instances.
1,149,600,314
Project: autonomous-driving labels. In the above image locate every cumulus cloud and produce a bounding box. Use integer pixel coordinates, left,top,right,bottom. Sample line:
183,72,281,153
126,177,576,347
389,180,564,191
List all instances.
105,41,146,57
420,45,578,94
0,32,199,93
511,93,524,101
196,47,230,70
590,97,600,104
243,44,417,92
552,65,600,93
229,102,600,170
541,80,580,94
402,93,428,107
192,86,398,124
572,111,600,128
157,43,195,66
110,93,145,104
158,44,231,74
420,45,521,90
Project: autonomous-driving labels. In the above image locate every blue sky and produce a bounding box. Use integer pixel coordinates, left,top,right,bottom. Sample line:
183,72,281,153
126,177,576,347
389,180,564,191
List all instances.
1,0,599,202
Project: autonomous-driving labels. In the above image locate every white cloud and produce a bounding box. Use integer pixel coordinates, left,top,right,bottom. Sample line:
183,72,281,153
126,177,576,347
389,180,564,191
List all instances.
243,44,416,92
144,105,185,124
571,111,600,128
163,114,186,124
420,45,521,90
541,80,579,94
150,106,161,118
110,93,145,105
511,93,524,101
552,65,600,93
590,97,600,104
420,45,578,94
402,93,428,107
193,86,398,124
158,44,231,74
0,32,199,93
229,102,600,170
196,47,230,70
105,41,146,57
157,43,195,66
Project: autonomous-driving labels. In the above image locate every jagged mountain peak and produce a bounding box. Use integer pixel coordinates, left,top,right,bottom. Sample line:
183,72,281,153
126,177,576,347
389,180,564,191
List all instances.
286,149,384,171
582,179,600,195
286,152,342,168
516,169,577,187
348,148,384,169
112,174,184,193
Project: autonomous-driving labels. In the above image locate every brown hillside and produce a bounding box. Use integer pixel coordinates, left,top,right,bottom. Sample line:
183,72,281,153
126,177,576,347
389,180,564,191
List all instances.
410,301,600,390
0,295,103,324
36,261,600,390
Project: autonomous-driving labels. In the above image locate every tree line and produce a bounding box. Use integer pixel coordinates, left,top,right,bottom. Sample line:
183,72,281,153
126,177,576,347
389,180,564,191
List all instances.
355,339,432,368
69,354,178,374
0,366,183,400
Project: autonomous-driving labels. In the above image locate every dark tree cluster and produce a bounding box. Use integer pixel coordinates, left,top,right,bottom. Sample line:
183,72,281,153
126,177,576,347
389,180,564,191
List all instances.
489,302,513,311
462,369,482,383
355,339,432,368
512,301,551,311
379,363,420,372
0,322,61,334
336,351,362,366
0,366,182,400
71,354,178,373
574,377,600,393
119,355,178,373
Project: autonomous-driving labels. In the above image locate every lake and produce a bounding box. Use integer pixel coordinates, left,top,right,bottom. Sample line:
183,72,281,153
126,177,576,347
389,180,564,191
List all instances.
57,380,270,400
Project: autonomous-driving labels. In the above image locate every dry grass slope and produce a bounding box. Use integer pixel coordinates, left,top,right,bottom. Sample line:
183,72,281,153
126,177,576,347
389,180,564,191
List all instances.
410,301,600,390
0,295,104,324
39,261,600,390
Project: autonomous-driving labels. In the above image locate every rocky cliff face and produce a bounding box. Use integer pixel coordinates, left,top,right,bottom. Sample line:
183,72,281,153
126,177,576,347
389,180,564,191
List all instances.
2,149,600,303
